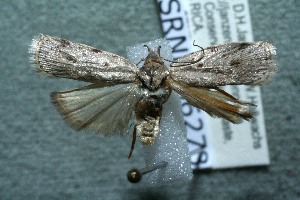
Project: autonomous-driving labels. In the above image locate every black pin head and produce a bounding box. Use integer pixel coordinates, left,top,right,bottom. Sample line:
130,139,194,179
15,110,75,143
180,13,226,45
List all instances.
127,168,142,183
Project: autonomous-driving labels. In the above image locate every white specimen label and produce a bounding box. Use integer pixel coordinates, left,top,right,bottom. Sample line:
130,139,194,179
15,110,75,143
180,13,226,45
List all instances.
158,0,270,169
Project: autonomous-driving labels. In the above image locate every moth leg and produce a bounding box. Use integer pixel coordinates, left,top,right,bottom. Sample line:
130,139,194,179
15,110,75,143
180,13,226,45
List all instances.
128,126,137,159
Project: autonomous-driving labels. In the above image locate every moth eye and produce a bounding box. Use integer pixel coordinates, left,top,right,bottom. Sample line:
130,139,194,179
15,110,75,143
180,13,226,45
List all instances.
158,59,164,64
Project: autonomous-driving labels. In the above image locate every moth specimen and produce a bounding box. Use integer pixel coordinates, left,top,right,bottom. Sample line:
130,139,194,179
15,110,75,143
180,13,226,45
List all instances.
29,34,277,157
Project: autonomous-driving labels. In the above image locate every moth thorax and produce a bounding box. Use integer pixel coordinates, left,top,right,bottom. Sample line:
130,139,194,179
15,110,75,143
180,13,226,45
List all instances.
138,56,169,91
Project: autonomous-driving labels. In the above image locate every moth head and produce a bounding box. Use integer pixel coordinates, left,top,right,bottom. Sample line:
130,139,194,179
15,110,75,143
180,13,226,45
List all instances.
137,45,169,91
143,45,164,65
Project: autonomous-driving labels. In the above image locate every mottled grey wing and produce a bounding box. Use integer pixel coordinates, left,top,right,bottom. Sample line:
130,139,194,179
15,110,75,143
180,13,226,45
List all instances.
170,42,277,87
29,34,138,83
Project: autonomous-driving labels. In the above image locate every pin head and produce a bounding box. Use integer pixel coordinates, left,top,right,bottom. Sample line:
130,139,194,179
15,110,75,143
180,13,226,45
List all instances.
127,168,142,183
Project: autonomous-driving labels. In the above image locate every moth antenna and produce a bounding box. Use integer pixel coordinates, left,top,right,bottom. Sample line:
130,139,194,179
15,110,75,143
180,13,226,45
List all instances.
143,44,151,53
166,54,205,67
166,41,205,67
157,46,162,56
193,40,204,54
163,58,194,66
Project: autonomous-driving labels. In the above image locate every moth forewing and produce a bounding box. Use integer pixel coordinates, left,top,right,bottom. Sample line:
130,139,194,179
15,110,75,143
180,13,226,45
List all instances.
29,34,138,84
170,41,277,87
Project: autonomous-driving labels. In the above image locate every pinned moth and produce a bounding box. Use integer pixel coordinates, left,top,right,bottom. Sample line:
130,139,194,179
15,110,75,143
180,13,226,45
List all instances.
29,34,277,158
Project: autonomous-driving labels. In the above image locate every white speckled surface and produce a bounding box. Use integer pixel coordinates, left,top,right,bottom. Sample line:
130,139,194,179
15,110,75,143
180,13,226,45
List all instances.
127,39,192,184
